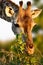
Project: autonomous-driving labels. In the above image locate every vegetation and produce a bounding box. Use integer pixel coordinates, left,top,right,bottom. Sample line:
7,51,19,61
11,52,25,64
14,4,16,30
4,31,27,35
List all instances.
0,33,43,65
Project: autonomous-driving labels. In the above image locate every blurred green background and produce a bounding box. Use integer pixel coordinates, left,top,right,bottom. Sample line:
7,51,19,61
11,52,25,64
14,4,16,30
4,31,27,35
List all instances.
0,0,43,65
32,0,43,55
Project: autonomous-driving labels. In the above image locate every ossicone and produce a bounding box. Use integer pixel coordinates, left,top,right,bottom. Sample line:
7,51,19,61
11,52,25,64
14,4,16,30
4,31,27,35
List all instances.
19,1,23,6
27,1,31,6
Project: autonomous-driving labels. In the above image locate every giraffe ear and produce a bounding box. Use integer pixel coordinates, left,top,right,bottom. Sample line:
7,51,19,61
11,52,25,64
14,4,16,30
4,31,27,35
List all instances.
5,6,14,17
32,9,42,19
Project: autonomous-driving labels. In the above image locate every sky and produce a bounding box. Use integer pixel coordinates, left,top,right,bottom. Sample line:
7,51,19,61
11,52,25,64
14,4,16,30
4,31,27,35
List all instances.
0,0,43,41
0,18,15,41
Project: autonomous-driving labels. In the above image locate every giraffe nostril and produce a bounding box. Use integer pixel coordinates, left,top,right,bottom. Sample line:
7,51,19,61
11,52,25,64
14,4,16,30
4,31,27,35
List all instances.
29,44,33,49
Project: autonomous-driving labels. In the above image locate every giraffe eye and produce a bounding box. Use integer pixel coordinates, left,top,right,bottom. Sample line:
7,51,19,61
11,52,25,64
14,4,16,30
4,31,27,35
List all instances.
5,6,14,17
